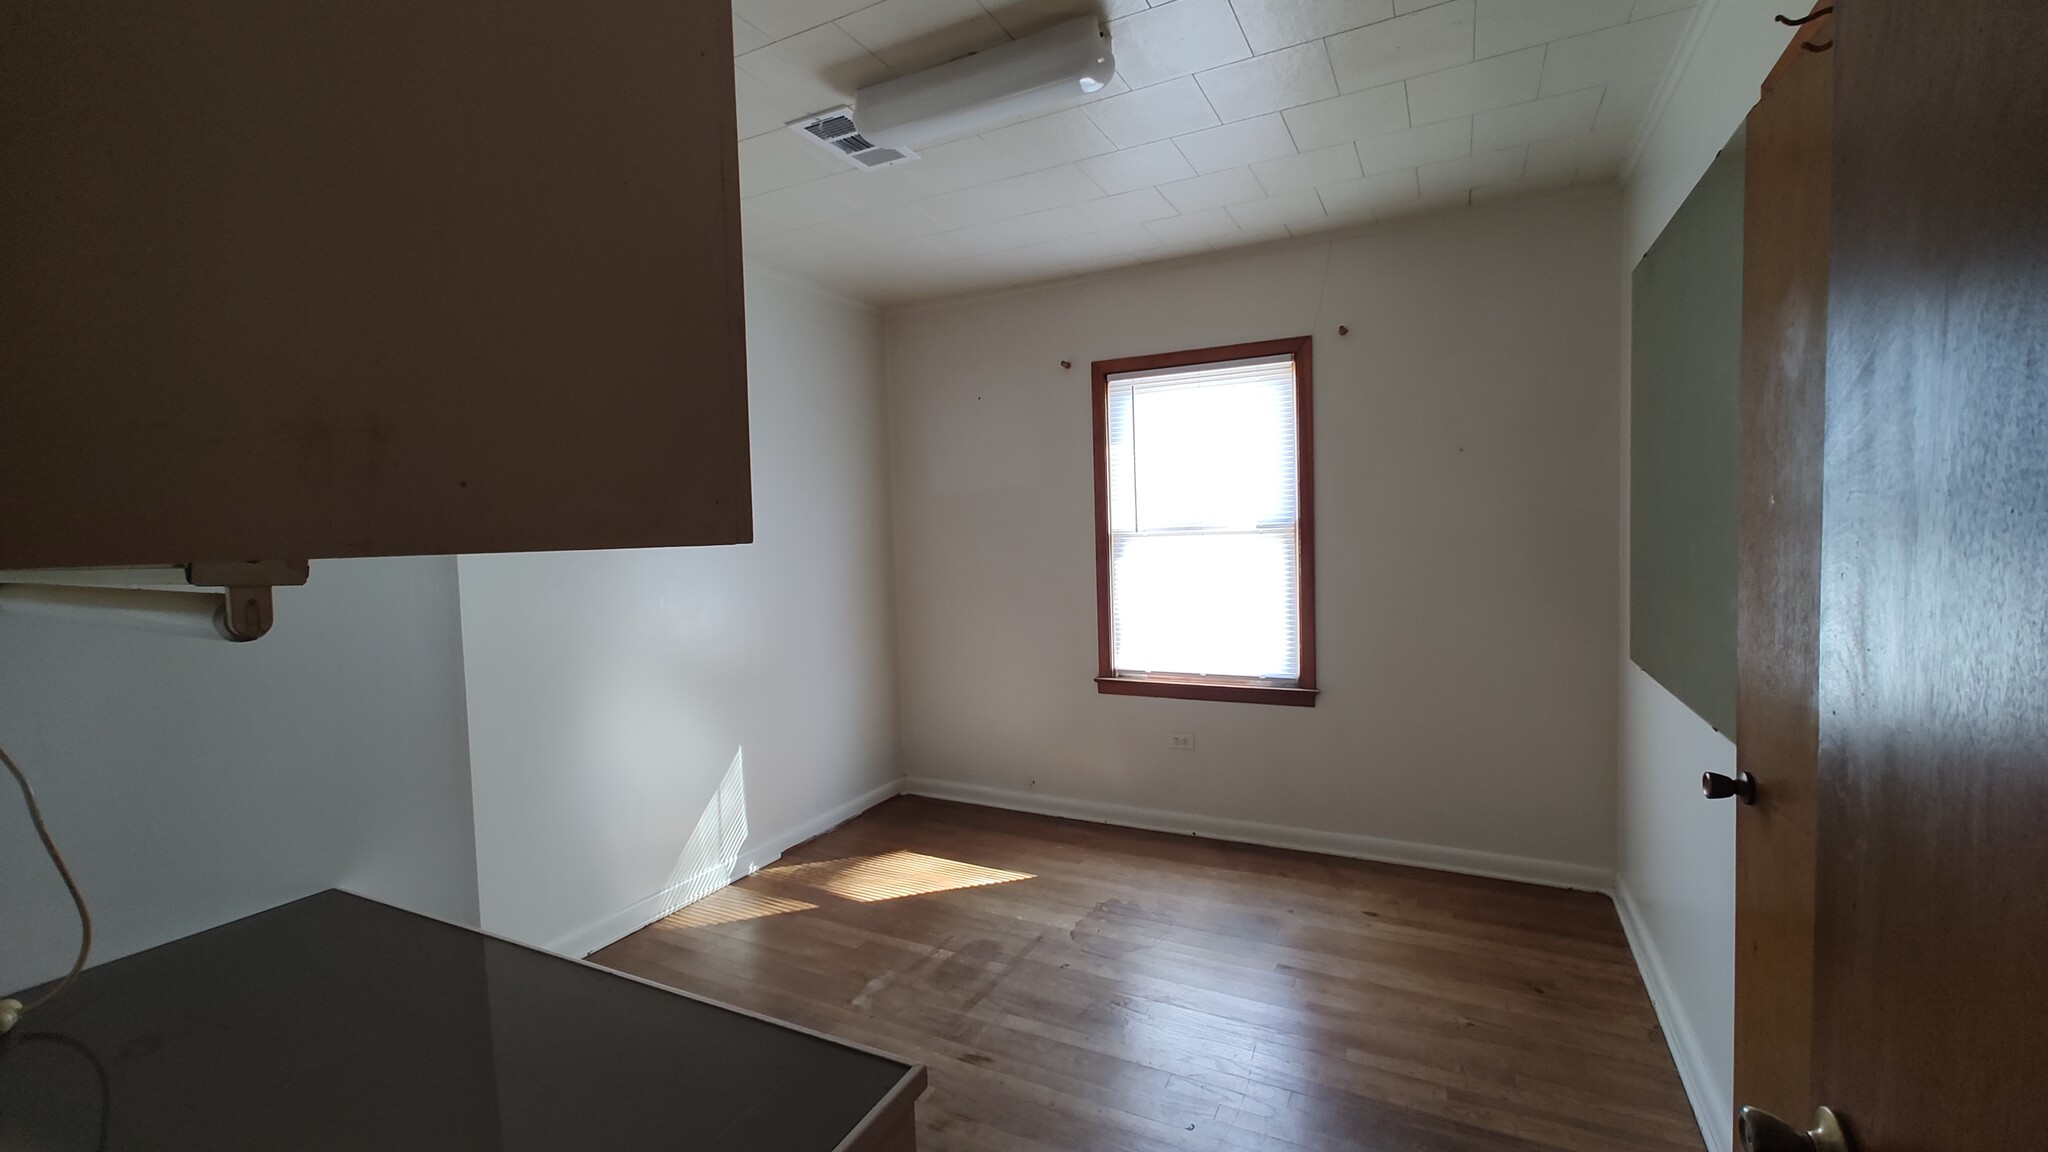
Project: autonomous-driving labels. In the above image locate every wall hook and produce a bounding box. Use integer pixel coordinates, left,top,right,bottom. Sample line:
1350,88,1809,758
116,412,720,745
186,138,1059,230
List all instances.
1060,360,1072,369
1774,6,1832,26
1337,325,1349,336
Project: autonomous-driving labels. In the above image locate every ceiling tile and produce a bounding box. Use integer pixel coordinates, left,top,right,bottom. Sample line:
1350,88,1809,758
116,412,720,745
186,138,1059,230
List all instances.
1470,87,1602,152
733,14,773,55
1475,0,1631,59
1083,76,1222,147
1087,222,1170,255
734,0,880,41
1233,223,1294,246
734,69,796,140
1280,82,1411,152
923,205,1099,259
836,0,1011,73
1108,0,1254,89
1316,167,1420,217
1227,0,1396,55
1157,165,1267,213
1195,42,1340,123
1171,113,1298,174
1394,0,1456,10
1227,187,1327,231
988,239,1086,270
1538,8,1691,95
1593,72,1662,129
1326,0,1474,94
1472,163,1575,202
820,136,1016,211
1375,184,1472,219
743,179,865,231
1525,121,1634,177
1418,144,1526,195
768,219,875,258
842,201,952,242
1077,139,1200,194
1407,44,1544,124
1354,115,1471,175
979,108,1120,172
1075,187,1182,229
920,164,1106,229
736,24,894,124
739,129,850,194
1145,206,1243,245
1137,235,1225,262
983,0,1148,38
1252,141,1364,194
1630,0,1694,19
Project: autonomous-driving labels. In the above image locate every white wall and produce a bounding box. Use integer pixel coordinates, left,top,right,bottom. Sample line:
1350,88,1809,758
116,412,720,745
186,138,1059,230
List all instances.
885,192,1622,885
1613,3,1795,1146
1617,664,1736,1146
0,557,479,993
1624,0,1798,266
457,268,900,956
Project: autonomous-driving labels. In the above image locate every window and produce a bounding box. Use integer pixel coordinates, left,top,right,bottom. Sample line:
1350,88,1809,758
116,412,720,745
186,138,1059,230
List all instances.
1091,337,1316,706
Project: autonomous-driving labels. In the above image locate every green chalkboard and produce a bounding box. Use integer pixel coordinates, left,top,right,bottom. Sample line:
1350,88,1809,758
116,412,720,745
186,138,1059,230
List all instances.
1630,132,1743,736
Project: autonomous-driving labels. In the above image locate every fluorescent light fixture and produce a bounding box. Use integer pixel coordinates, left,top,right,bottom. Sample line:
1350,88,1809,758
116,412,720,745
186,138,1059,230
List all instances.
853,17,1114,152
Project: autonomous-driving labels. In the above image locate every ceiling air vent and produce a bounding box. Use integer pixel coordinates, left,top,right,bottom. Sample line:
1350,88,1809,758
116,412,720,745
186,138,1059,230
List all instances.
789,107,920,171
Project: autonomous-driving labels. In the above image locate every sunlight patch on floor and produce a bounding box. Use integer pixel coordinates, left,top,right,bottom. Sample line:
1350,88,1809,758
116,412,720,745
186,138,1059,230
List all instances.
764,850,1034,903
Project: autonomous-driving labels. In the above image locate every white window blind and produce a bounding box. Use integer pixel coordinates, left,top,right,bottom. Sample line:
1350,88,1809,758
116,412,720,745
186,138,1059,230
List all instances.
1105,353,1301,683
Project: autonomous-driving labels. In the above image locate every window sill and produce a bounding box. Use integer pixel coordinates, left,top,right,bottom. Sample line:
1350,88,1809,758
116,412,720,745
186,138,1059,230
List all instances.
1094,676,1319,707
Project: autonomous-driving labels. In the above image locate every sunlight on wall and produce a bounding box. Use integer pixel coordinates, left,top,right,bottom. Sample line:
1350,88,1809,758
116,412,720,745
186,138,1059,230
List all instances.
652,748,749,921
760,850,1033,903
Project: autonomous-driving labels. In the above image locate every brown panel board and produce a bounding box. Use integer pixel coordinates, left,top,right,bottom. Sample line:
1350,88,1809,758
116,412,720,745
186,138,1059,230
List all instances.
1733,8,1831,1142
0,2,751,567
1812,0,2048,1147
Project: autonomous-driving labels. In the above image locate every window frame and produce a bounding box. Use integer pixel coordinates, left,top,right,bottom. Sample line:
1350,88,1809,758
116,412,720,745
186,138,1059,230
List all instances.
1090,336,1318,707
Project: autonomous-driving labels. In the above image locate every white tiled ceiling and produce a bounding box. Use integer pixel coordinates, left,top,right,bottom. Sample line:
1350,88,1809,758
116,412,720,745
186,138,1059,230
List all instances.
736,0,1695,305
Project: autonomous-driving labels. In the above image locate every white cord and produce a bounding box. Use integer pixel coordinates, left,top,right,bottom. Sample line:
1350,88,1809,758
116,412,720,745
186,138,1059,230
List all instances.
0,738,92,1033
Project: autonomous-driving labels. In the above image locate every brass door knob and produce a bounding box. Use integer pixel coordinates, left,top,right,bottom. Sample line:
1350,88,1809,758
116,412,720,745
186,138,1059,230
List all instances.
1739,1106,1851,1152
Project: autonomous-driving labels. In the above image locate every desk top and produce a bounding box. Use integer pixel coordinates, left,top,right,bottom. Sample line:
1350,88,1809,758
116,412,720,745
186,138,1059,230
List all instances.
0,890,922,1150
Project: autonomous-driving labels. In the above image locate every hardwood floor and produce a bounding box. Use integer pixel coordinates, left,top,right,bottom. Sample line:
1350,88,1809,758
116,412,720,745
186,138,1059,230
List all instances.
593,797,1699,1152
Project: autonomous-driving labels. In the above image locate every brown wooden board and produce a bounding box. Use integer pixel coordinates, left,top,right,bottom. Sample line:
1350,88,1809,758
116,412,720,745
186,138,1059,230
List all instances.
0,2,750,567
1732,9,1831,1144
1810,0,2048,1146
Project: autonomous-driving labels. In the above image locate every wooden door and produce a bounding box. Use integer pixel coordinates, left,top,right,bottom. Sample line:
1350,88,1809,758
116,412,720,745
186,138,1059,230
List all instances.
1733,5,1831,1140
1736,1,2048,1148
1810,0,2048,1147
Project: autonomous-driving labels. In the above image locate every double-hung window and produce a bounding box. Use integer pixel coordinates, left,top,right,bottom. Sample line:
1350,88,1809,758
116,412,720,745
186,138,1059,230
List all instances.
1091,337,1317,706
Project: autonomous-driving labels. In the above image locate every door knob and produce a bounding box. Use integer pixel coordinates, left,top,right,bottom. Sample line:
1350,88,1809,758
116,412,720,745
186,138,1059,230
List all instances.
1739,1105,1851,1152
1702,770,1756,803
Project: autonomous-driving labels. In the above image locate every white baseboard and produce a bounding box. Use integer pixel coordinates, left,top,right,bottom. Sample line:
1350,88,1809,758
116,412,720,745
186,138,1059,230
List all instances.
900,776,1614,893
547,776,904,958
1613,878,1727,1152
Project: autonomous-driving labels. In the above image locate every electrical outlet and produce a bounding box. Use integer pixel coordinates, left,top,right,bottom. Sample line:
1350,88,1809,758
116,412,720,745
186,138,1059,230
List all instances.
1168,733,1195,751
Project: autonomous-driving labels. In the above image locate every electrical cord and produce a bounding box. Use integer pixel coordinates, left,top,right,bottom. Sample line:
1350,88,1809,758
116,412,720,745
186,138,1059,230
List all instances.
0,1030,113,1150
0,739,92,1033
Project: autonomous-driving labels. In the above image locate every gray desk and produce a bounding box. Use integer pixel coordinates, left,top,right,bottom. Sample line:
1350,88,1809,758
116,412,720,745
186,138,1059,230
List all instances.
0,890,924,1150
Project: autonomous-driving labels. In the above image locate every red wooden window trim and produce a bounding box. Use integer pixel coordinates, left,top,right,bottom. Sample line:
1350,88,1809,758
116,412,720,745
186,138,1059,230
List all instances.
1091,336,1318,708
